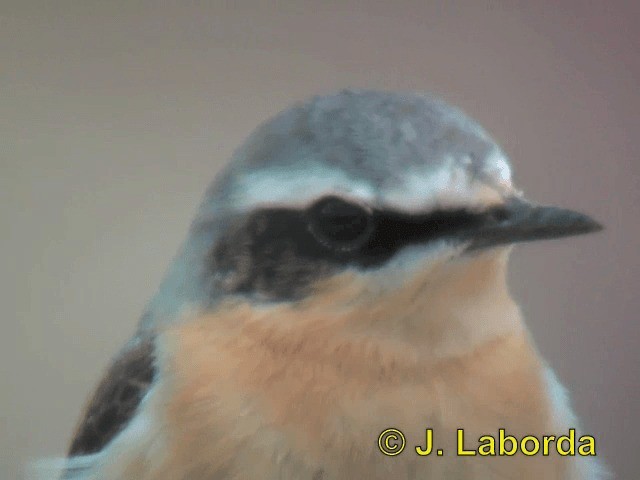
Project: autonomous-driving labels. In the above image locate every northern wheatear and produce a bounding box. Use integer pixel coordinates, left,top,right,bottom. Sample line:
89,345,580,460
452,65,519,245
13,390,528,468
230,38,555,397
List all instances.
34,89,606,479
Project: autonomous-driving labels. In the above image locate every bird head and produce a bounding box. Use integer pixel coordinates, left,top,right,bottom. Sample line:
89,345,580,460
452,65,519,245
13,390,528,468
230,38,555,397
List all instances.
143,89,601,350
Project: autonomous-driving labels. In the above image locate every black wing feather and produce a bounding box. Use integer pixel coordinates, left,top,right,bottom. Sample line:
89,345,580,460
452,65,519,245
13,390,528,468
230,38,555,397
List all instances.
67,336,156,456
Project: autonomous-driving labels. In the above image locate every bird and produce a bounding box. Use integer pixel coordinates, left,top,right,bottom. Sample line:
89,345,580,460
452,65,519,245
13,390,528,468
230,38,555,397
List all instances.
32,89,607,479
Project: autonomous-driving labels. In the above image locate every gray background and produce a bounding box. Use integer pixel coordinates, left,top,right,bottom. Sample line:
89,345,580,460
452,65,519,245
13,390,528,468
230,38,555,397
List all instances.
1,2,638,479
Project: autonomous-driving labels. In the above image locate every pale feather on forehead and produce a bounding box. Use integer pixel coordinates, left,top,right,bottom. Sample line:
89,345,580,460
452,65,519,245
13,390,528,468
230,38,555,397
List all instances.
202,89,514,217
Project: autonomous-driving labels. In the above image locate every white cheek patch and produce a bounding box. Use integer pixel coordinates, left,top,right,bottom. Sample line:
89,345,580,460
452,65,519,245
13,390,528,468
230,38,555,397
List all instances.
362,240,463,290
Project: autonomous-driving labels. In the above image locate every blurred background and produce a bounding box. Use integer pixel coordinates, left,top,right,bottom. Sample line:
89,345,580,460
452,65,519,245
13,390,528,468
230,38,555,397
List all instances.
1,1,638,478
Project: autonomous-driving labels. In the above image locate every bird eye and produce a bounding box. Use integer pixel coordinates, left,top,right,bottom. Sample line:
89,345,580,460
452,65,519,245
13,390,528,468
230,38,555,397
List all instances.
307,196,374,251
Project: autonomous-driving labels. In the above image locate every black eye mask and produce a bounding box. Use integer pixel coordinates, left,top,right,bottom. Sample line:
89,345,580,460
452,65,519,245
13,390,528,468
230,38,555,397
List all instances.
208,195,502,300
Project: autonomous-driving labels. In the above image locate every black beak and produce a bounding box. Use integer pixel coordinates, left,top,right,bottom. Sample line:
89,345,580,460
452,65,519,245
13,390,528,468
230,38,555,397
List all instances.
464,197,603,251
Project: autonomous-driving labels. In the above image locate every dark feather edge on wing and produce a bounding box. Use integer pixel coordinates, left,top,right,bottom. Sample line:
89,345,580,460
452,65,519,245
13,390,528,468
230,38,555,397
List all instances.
67,335,156,457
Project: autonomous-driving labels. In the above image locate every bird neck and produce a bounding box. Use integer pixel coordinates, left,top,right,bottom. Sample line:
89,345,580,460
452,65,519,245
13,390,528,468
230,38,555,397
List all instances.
172,248,527,380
